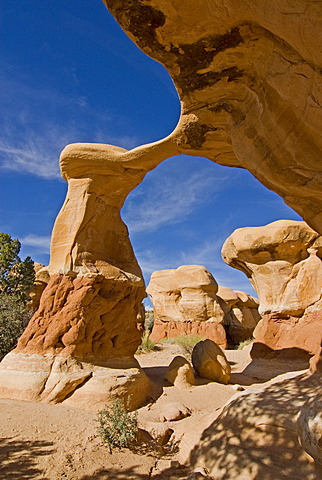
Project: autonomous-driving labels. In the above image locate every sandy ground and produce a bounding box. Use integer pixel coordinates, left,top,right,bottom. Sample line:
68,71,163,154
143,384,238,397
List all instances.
0,343,309,480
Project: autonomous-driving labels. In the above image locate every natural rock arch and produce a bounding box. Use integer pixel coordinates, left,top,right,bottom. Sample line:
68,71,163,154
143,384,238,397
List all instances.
102,0,322,235
0,0,321,410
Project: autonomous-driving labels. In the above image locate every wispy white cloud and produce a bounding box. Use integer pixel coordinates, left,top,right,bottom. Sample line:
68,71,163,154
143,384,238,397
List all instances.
123,165,235,233
0,62,144,179
0,139,61,179
21,234,51,253
178,238,225,268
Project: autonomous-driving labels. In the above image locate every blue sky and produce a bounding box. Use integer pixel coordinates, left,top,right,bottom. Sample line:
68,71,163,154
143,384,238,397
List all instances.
0,1,302,303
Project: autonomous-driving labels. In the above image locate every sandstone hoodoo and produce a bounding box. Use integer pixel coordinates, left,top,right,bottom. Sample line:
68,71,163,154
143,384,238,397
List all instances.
147,265,260,348
222,220,322,364
0,142,176,410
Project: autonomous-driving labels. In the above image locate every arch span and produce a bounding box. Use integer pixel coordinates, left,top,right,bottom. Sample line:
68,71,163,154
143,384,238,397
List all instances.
103,0,322,235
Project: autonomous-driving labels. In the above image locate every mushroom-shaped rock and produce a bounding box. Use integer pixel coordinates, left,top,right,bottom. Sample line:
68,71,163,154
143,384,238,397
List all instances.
148,265,261,348
165,356,196,389
147,265,227,348
222,220,322,362
192,339,231,384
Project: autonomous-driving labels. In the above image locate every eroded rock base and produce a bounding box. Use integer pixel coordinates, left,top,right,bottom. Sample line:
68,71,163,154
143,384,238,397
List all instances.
251,310,322,363
17,273,145,360
0,352,154,411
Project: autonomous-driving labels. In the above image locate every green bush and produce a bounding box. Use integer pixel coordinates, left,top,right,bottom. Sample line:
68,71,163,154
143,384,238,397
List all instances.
0,233,35,302
97,399,138,452
136,332,157,354
163,334,205,354
236,338,253,350
0,233,35,359
0,293,33,360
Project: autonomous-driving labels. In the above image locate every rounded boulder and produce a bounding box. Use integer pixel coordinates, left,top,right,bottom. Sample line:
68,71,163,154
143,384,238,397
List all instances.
192,339,231,384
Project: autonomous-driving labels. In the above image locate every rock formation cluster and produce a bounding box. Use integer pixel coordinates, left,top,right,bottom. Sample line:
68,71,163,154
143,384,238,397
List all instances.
0,1,321,474
147,265,260,348
222,220,322,365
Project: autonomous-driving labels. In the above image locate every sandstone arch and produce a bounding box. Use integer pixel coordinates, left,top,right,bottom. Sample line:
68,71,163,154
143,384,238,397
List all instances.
0,0,321,412
103,0,322,235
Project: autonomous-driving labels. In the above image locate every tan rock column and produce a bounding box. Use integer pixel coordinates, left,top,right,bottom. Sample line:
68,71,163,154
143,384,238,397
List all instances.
18,143,147,361
0,143,162,410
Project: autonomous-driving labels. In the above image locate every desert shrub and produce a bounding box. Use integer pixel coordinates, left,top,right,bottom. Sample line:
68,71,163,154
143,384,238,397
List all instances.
236,338,253,350
0,293,33,360
144,309,154,333
0,233,35,302
0,233,35,359
168,334,205,354
97,399,138,452
136,332,157,354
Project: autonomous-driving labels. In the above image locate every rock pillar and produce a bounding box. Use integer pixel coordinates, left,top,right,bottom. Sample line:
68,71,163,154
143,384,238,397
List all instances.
222,220,322,364
0,143,154,410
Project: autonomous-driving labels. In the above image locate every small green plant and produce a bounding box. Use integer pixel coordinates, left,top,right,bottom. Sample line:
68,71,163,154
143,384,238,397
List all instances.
136,332,157,353
236,338,253,350
97,399,138,452
174,334,205,354
144,309,154,333
160,337,176,344
0,293,33,360
164,334,205,354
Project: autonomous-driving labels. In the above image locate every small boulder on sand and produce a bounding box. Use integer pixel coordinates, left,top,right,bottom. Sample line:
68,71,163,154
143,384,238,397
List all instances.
159,402,191,422
165,356,196,388
192,339,231,384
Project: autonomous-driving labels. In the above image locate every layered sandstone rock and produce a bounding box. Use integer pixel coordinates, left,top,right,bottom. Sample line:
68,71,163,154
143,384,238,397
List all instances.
222,220,322,362
29,263,50,311
103,0,322,236
217,286,260,345
0,142,178,409
147,265,260,348
147,265,227,347
2,0,321,429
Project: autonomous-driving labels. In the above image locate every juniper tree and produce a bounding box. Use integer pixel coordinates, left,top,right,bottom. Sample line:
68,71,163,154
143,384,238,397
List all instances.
0,233,35,359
